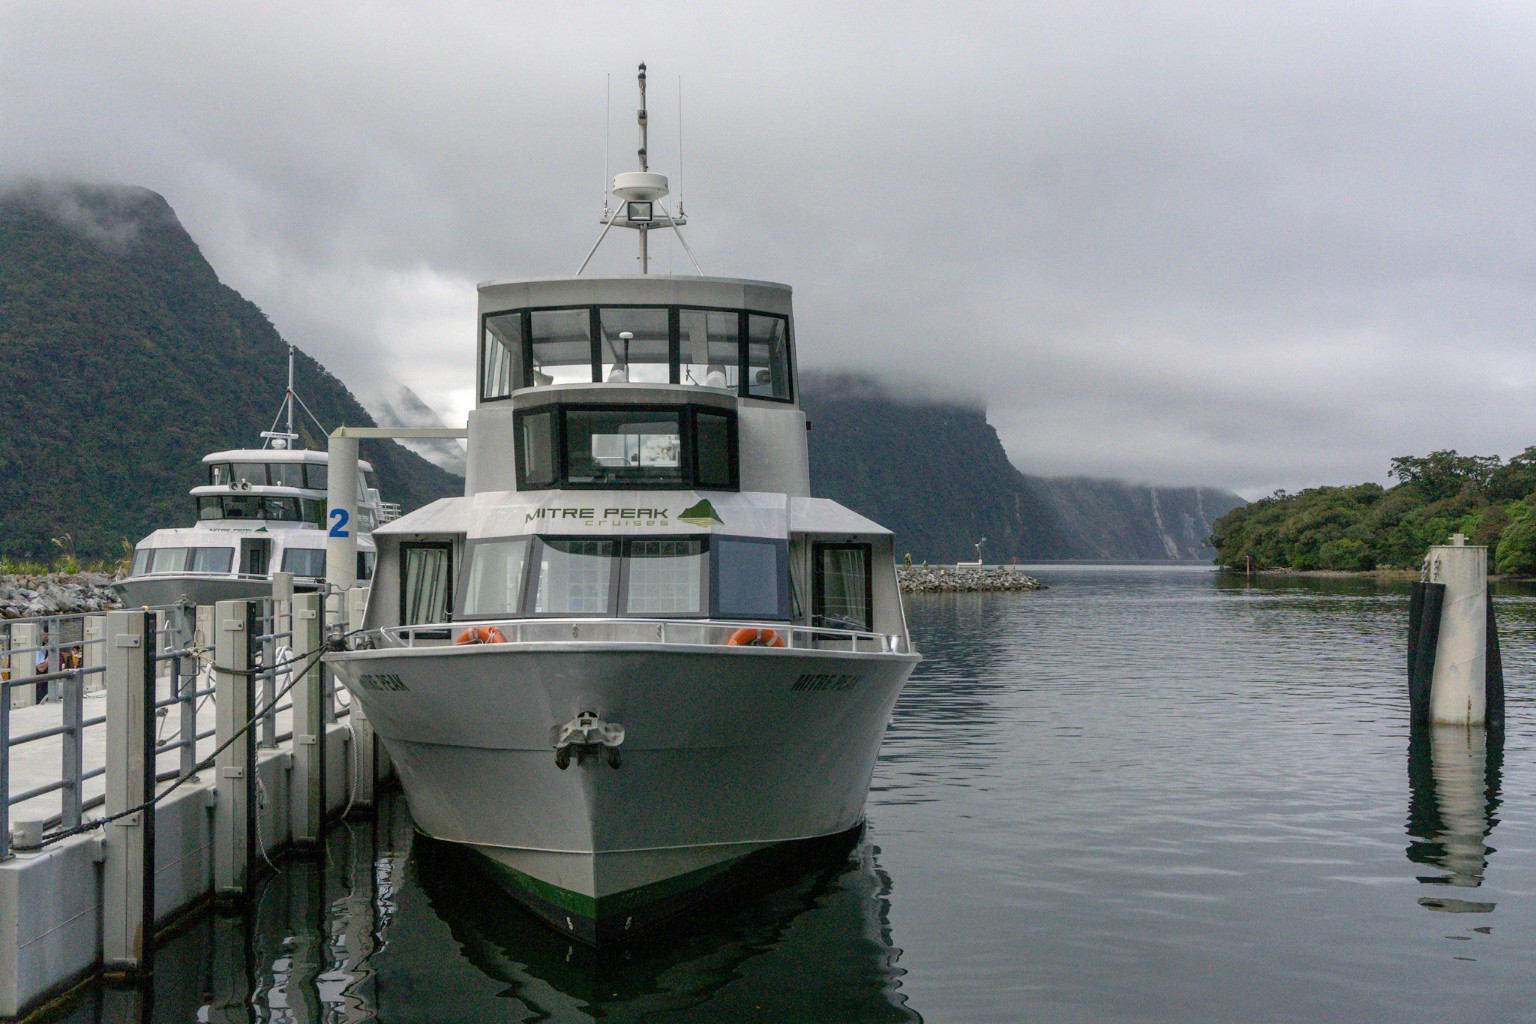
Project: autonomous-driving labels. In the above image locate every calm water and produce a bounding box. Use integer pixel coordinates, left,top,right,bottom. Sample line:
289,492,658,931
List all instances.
58,567,1536,1022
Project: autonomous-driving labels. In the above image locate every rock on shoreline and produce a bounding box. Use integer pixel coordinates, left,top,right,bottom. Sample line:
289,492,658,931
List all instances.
1,573,123,619
898,565,1045,593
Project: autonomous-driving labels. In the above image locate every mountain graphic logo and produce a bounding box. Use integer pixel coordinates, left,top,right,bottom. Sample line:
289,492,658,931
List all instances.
677,499,724,527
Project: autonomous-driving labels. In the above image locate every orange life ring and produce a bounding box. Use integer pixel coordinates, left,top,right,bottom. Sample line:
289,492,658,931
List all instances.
726,627,785,648
455,626,507,645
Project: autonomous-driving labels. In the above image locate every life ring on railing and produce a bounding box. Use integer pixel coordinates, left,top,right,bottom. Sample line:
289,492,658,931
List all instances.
455,626,507,645
726,627,785,648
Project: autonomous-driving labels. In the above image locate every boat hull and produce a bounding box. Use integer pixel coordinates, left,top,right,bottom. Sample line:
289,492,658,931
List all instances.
328,641,916,941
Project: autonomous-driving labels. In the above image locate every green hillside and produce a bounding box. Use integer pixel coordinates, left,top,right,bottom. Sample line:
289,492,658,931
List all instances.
1210,449,1536,573
0,182,462,561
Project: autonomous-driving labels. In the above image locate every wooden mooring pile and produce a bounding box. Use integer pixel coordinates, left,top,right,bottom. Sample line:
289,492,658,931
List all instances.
0,583,386,1020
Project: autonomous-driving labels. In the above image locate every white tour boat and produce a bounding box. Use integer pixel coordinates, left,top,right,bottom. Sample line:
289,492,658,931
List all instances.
116,348,395,609
325,65,919,942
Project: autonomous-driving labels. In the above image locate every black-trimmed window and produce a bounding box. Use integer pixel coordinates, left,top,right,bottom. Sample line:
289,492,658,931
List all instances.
812,542,873,632
514,403,738,491
714,536,790,620
400,542,453,626
479,303,793,403
281,547,326,578
456,534,786,621
532,538,619,615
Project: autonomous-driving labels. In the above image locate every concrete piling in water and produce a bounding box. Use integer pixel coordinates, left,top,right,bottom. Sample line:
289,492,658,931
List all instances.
291,592,326,847
1409,534,1505,729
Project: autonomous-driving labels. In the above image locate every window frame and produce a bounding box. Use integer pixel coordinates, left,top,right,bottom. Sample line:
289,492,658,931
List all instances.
398,541,454,627
811,542,874,633
477,303,793,403
711,536,791,621
513,403,739,491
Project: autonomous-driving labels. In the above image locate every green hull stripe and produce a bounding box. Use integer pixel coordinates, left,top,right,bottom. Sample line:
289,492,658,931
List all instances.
473,850,752,921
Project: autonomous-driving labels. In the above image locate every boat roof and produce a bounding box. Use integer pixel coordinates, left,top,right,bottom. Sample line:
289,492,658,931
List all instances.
203,449,375,470
373,492,889,540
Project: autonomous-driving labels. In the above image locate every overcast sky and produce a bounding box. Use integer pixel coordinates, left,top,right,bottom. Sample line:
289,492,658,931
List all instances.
6,1,1536,498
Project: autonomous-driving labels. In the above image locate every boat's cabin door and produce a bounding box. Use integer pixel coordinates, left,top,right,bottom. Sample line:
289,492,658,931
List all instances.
240,537,271,577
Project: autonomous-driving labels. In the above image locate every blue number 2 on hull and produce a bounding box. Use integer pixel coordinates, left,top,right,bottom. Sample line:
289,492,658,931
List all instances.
328,508,350,538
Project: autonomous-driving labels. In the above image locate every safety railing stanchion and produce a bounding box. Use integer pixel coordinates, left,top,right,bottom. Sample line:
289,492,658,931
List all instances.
103,608,156,977
60,656,83,831
1,676,10,862
291,591,325,847
214,600,254,900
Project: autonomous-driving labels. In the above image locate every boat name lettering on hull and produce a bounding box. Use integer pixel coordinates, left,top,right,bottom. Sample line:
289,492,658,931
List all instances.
356,673,409,692
791,673,861,692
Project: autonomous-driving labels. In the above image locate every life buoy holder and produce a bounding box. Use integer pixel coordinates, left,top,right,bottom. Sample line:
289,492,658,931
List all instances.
726,627,785,648
455,626,507,645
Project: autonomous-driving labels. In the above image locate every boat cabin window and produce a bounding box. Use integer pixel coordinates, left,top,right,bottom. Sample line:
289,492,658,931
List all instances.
679,308,740,390
812,542,872,632
623,539,707,614
531,309,595,385
600,307,673,383
534,539,618,614
566,409,683,486
306,464,327,490
198,495,325,524
480,305,792,402
462,538,530,617
713,537,790,619
747,316,792,401
483,312,523,400
281,548,326,578
190,547,234,574
358,550,376,582
456,535,788,621
400,543,453,625
268,463,306,488
514,404,737,491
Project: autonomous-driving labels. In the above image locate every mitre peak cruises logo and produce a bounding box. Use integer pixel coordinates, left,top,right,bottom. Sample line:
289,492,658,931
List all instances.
521,500,726,529
678,499,724,527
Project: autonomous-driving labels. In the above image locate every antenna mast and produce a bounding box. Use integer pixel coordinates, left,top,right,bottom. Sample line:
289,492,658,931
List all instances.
577,61,702,276
636,62,649,272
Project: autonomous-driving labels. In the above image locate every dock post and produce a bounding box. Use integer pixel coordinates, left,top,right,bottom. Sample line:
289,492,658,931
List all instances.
9,622,38,709
291,592,325,847
214,600,256,900
102,609,156,977
83,614,106,693
1424,536,1490,726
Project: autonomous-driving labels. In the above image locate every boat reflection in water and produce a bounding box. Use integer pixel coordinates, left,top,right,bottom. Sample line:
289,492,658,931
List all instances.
411,827,921,1023
1406,723,1504,915
65,792,918,1023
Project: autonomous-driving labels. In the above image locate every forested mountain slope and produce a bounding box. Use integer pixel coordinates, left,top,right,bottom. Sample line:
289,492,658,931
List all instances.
800,373,1245,562
0,182,461,561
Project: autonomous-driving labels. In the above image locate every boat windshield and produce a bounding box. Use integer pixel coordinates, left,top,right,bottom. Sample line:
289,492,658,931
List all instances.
281,547,326,578
198,495,325,525
131,546,235,576
481,305,792,401
453,535,786,621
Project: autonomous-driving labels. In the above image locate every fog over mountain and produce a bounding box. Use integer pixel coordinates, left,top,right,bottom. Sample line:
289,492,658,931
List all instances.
6,4,1536,498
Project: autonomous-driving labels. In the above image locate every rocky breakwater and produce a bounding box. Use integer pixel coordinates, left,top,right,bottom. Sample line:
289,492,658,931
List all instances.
898,565,1045,593
1,572,123,619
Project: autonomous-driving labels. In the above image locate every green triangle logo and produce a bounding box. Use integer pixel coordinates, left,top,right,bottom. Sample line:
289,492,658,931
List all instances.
677,499,724,527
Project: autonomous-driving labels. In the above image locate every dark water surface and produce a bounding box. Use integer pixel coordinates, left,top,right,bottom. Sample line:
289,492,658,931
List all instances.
59,567,1536,1022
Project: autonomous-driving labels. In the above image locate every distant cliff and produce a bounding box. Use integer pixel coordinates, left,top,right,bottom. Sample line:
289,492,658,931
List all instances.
801,373,1244,562
0,182,462,561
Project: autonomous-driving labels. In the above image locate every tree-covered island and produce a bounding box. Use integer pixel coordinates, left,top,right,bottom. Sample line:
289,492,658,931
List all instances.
1209,448,1536,574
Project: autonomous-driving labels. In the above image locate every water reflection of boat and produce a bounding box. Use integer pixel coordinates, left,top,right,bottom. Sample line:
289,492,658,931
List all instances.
1407,722,1503,913
412,828,921,1023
